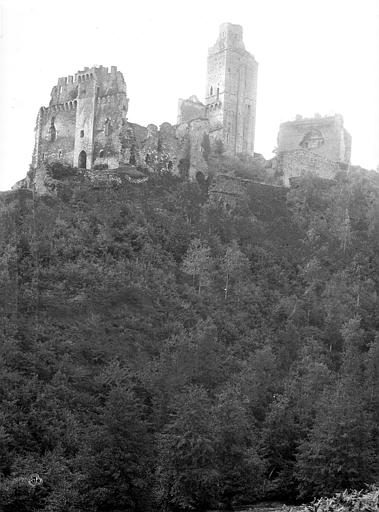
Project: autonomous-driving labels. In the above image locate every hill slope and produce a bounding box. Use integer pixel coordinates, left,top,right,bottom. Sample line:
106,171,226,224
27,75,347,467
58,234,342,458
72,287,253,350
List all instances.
0,166,379,511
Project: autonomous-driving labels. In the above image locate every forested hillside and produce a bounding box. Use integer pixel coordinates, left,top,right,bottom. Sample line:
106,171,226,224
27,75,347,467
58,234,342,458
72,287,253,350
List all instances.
0,164,379,511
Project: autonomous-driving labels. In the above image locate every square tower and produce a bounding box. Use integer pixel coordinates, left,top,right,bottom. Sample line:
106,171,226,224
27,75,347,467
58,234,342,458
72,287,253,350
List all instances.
277,114,352,164
205,23,258,155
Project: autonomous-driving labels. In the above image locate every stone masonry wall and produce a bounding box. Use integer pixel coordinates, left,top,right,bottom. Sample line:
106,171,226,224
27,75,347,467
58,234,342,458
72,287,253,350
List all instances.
177,96,206,124
33,66,128,172
276,149,340,186
37,104,77,167
205,23,258,156
93,93,128,170
277,114,351,164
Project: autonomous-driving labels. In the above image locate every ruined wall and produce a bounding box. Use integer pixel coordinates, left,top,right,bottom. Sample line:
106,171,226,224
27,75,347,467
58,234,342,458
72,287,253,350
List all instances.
177,96,206,124
176,119,210,180
33,65,128,171
276,149,340,186
134,124,156,166
205,23,258,155
37,104,77,167
277,114,351,164
73,79,97,169
93,94,128,169
209,173,252,207
159,123,178,171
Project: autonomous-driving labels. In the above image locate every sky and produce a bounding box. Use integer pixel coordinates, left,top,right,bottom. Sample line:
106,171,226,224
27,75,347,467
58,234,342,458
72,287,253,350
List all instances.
0,0,378,190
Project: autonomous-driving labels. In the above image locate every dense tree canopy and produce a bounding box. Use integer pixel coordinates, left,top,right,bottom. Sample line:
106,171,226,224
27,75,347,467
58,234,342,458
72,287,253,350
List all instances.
0,164,378,510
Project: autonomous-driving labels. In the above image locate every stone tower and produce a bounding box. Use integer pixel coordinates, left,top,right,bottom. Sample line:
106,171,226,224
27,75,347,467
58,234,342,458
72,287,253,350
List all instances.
276,114,352,186
205,23,258,155
32,65,129,171
277,114,352,163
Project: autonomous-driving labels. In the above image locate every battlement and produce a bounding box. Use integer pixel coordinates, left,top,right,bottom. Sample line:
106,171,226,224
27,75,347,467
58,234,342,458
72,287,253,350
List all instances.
50,65,127,107
42,101,78,115
56,65,121,87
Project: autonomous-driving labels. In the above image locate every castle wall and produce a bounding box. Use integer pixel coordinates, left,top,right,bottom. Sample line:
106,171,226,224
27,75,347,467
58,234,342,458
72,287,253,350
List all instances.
176,119,210,180
93,93,128,169
206,44,226,138
38,104,77,167
209,173,251,207
277,115,351,164
177,97,206,124
224,50,258,154
51,78,78,106
121,122,150,166
33,66,128,171
344,129,352,162
277,149,340,186
73,80,97,169
32,108,44,169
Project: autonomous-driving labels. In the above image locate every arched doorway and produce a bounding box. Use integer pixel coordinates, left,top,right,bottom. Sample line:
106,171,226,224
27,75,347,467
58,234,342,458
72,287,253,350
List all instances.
78,150,87,169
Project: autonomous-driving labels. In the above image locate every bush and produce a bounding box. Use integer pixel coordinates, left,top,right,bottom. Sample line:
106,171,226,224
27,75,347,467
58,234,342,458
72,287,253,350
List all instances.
291,487,379,512
46,162,78,180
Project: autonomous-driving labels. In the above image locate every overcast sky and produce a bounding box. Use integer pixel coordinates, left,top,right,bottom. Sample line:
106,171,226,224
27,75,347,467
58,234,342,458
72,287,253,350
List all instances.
0,0,378,190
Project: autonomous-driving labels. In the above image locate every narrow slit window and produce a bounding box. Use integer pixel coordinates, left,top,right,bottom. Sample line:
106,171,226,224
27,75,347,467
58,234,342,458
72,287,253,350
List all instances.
80,130,84,138
49,117,57,142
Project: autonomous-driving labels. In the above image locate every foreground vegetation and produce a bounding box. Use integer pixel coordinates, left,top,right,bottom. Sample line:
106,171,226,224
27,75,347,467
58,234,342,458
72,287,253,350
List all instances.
293,486,379,512
0,163,378,511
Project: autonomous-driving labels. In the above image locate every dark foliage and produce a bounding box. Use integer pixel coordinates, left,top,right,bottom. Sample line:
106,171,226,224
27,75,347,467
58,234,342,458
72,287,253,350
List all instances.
0,168,379,510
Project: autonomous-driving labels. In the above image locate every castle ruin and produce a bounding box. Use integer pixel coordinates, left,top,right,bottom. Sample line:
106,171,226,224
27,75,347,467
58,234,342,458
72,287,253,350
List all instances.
275,114,352,185
33,66,129,171
31,64,210,187
205,22,258,155
26,23,352,195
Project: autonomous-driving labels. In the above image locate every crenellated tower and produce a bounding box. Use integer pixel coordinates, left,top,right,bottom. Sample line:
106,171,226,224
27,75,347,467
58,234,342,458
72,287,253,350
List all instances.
32,65,129,171
205,23,258,155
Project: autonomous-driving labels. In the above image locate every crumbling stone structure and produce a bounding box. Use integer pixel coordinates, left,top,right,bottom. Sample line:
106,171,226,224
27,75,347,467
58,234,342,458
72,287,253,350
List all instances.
276,114,351,186
33,66,128,171
30,23,260,193
178,23,258,157
31,66,211,191
274,149,341,186
209,174,253,208
177,96,206,124
277,114,351,162
205,23,258,155
27,26,354,198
